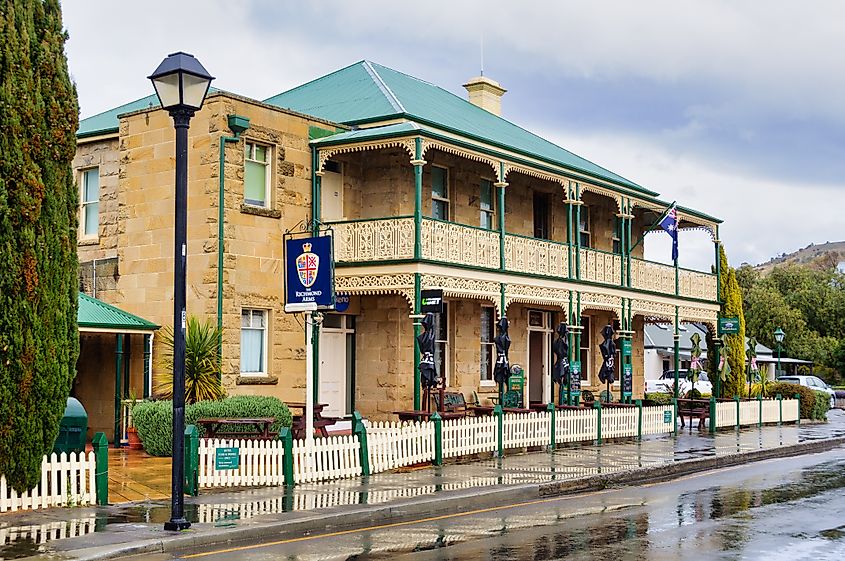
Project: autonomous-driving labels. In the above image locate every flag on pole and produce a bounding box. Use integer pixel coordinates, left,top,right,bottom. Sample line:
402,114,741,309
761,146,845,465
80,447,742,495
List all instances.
658,204,679,261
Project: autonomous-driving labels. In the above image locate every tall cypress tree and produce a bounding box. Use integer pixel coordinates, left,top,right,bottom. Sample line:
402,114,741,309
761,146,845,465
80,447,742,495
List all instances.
0,0,79,491
715,245,747,397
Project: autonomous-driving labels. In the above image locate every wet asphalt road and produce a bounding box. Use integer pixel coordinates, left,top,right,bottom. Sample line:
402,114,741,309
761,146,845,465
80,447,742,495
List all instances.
140,447,845,561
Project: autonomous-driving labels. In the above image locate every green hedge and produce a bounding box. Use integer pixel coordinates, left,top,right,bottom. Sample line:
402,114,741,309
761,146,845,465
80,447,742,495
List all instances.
765,382,828,421
644,393,672,406
133,396,293,457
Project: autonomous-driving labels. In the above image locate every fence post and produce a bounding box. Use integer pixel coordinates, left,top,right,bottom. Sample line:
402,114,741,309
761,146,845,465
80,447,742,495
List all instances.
795,393,801,425
593,401,602,445
430,411,443,466
734,396,740,429
672,397,678,436
635,399,642,441
777,394,782,426
353,411,370,476
547,403,556,450
184,425,199,496
494,405,504,458
709,397,717,434
92,432,109,506
757,395,763,427
279,427,294,486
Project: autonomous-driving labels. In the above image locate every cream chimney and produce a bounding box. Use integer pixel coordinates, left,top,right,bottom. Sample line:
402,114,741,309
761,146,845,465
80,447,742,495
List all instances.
463,76,506,116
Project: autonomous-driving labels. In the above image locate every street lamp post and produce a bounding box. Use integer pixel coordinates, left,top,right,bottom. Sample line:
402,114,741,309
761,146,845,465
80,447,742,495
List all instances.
149,52,213,532
774,327,785,378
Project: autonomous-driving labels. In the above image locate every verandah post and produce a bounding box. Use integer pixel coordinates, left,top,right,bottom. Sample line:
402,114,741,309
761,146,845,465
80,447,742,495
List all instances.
353,411,370,476
709,396,717,434
431,411,443,466
635,399,642,441
494,404,504,458
183,425,199,496
279,427,294,486
92,432,109,506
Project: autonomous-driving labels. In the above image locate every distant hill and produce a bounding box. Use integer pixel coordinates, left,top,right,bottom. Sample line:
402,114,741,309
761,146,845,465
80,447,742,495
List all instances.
753,241,845,273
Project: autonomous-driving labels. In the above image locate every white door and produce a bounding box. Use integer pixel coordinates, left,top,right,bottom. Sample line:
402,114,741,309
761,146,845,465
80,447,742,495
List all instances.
321,166,343,222
526,310,553,404
319,314,353,417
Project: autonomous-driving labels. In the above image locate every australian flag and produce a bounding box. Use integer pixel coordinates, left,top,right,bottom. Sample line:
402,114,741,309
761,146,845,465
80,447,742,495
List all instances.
658,205,679,262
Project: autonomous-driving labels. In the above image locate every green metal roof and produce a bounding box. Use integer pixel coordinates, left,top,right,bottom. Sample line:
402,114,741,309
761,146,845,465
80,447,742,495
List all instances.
77,292,159,331
266,60,655,196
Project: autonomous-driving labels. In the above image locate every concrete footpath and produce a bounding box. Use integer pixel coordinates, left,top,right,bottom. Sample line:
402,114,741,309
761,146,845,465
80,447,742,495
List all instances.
4,410,845,561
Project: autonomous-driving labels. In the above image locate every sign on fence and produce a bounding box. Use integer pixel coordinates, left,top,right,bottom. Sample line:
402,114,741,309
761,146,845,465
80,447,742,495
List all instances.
663,410,673,424
215,447,240,470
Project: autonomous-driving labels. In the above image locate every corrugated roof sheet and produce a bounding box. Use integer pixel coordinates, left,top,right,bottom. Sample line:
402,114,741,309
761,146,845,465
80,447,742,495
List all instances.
77,94,159,138
266,60,654,195
78,292,158,331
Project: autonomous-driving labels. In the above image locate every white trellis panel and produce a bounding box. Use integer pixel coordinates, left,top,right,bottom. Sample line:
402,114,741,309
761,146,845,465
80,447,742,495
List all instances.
0,451,96,512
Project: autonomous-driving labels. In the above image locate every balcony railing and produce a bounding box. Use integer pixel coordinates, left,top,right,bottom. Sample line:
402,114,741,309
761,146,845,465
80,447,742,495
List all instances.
504,234,568,277
580,248,622,286
330,217,717,301
420,218,500,269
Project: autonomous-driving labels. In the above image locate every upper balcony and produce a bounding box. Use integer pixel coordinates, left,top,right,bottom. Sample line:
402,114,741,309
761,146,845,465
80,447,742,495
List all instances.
331,216,718,302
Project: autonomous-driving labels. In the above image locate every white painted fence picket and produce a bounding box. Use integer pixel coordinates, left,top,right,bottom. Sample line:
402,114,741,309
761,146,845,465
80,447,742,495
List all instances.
714,401,737,428
782,398,799,422
442,415,497,458
367,421,434,472
198,438,285,488
601,407,639,439
761,399,780,424
0,451,96,513
554,407,598,443
292,435,361,484
640,405,675,435
503,412,550,448
738,400,758,425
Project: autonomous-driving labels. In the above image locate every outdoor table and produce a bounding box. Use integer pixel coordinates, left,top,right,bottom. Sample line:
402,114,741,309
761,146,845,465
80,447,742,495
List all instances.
195,417,276,439
502,407,533,414
287,402,337,438
467,405,496,416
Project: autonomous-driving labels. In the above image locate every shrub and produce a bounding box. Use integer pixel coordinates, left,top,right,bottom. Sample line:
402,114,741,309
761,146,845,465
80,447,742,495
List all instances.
684,389,703,400
811,390,830,421
133,396,293,456
644,393,672,406
765,382,817,420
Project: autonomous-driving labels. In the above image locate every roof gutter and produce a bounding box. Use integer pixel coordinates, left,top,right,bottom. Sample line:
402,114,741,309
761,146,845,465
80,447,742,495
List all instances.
218,115,251,366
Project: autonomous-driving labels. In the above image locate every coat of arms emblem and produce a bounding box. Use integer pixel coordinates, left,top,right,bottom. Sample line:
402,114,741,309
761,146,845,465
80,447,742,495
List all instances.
296,242,319,288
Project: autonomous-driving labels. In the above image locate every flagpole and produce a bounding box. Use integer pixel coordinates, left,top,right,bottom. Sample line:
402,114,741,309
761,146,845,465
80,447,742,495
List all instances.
628,200,676,255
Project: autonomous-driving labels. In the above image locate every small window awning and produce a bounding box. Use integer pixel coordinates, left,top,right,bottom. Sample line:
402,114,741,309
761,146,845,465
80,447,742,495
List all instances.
78,292,159,334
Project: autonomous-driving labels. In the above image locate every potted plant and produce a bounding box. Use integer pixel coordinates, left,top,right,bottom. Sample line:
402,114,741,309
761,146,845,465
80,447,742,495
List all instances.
126,390,143,450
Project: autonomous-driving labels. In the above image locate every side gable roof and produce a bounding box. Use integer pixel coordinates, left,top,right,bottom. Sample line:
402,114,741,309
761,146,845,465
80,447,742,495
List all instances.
265,60,655,196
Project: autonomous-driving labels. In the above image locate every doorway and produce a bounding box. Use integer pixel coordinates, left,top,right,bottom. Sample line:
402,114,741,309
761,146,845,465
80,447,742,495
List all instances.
319,314,355,418
527,310,553,404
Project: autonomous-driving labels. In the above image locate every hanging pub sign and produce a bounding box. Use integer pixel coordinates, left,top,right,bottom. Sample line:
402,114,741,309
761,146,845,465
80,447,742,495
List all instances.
570,361,582,395
284,234,335,312
420,289,444,314
718,317,740,335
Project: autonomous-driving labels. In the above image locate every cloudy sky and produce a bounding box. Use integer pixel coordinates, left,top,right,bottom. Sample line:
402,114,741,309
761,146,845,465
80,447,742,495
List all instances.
62,0,843,270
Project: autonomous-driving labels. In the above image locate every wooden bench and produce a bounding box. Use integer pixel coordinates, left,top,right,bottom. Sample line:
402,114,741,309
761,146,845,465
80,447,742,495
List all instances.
196,417,276,439
286,402,338,439
677,399,710,429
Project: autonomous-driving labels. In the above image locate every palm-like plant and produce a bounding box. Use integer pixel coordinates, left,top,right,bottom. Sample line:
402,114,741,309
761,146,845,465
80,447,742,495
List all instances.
154,317,226,403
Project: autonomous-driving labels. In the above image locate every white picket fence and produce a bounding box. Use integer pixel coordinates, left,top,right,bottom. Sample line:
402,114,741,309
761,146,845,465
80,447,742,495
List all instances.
367,421,434,472
198,438,286,488
292,435,361,483
0,451,96,513
442,415,497,458
601,407,639,439
555,407,598,443
641,405,676,435
714,401,738,428
761,399,780,424
783,398,799,422
738,400,759,425
503,412,550,448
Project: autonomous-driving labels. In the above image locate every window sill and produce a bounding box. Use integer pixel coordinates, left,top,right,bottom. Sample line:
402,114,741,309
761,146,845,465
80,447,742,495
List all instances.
236,374,278,385
78,237,100,246
241,204,281,219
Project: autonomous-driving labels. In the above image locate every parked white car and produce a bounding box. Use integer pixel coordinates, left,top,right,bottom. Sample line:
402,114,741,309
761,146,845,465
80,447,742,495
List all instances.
777,375,836,409
645,370,713,396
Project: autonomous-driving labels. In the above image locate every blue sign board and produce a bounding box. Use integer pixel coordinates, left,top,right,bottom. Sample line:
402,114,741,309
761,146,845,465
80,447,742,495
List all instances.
334,293,350,313
285,235,334,310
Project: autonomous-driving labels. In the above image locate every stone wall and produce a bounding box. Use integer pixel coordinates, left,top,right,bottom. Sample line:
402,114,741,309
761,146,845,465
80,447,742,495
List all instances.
73,138,120,263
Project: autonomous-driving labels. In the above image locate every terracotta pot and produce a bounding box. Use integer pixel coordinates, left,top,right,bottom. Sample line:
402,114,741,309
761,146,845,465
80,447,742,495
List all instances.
127,427,143,450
